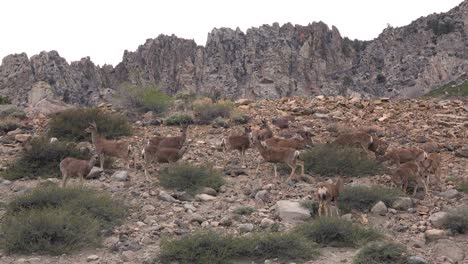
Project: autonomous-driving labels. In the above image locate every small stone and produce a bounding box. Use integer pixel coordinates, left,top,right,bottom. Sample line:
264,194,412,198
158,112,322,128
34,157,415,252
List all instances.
392,197,414,211
255,190,271,203
407,256,429,264
189,213,206,224
424,229,447,242
14,134,31,142
195,194,216,202
275,200,311,223
371,201,387,216
428,212,448,228
121,250,136,262
2,179,12,185
260,218,275,229
200,187,217,196
159,191,179,203
433,240,465,261
183,203,197,212
87,166,103,179
239,223,254,233
111,171,129,181
219,216,233,226
438,189,460,199
142,204,155,212
388,208,397,214
87,255,100,262
341,214,353,221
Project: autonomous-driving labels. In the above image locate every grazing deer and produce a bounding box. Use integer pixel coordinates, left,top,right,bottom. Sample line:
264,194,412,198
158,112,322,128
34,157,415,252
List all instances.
378,147,427,166
316,177,344,217
221,126,251,166
333,132,377,156
142,144,188,180
392,160,428,195
252,135,304,180
85,122,132,169
60,155,99,187
149,124,189,149
421,152,442,187
264,131,313,150
250,119,273,142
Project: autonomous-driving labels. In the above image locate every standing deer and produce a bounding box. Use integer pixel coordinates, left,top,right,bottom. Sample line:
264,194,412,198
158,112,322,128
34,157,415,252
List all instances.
316,177,344,217
221,126,251,166
60,155,99,187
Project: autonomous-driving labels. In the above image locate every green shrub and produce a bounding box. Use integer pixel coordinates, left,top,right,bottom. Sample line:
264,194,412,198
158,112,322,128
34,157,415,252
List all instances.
1,186,125,255
159,163,224,194
165,113,194,126
48,108,132,141
212,117,229,128
338,186,404,213
194,100,233,125
301,144,382,176
426,81,468,98
234,206,256,215
0,119,21,134
119,83,173,113
295,218,381,247
442,206,468,234
1,137,89,180
7,185,126,229
159,231,318,264
231,112,250,125
0,107,27,119
457,180,468,194
353,241,407,264
300,200,319,216
427,18,456,36
0,96,11,105
2,208,100,255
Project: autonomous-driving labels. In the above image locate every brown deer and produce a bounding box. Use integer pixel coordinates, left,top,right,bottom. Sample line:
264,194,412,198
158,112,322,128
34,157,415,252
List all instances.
221,126,251,166
60,155,99,187
421,152,442,187
264,131,313,150
378,147,427,166
85,122,132,169
148,124,189,149
252,135,304,180
316,177,344,217
142,143,188,180
392,160,428,195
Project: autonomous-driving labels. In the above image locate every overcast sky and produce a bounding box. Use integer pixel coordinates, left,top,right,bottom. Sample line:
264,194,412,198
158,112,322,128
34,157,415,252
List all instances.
0,0,463,66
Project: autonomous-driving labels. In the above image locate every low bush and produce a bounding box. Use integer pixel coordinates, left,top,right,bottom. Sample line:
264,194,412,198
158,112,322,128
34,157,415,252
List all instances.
165,113,194,126
338,185,404,213
300,200,319,216
457,180,468,194
193,99,233,124
48,108,132,142
1,185,125,255
118,83,173,113
1,137,89,180
231,112,250,125
294,217,382,247
212,117,229,128
0,107,27,119
159,163,224,194
0,118,21,134
0,95,11,105
301,144,382,176
442,206,468,234
353,241,408,264
425,81,468,98
159,230,318,264
234,206,256,215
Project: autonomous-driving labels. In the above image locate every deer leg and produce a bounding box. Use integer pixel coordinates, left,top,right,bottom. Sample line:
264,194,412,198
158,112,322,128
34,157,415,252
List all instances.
413,182,418,196
79,175,84,187
255,160,261,176
273,164,278,178
100,154,105,169
318,201,323,217
299,161,305,176
241,149,245,167
62,173,68,188
335,200,340,216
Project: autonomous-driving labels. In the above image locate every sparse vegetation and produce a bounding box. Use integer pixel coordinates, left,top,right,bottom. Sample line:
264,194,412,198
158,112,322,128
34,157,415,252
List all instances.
426,81,468,98
300,200,319,216
1,185,125,255
301,144,382,177
338,186,404,213
457,180,468,194
427,17,456,36
234,206,256,215
1,137,88,180
48,108,132,141
0,95,11,105
212,117,229,128
231,112,250,125
376,73,386,84
353,241,408,264
442,206,468,234
193,99,234,124
0,107,27,119
165,113,194,126
294,218,382,247
0,118,21,134
159,230,318,264
159,163,224,194
118,83,173,114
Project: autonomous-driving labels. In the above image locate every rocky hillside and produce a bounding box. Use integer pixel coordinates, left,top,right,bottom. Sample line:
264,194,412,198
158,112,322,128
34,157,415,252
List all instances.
0,1,467,106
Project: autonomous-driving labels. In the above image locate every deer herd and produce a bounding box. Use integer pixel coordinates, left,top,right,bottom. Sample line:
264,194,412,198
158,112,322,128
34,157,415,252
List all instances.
58,117,443,216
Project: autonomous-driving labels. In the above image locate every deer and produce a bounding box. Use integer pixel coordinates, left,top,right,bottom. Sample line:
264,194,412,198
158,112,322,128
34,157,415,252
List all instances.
333,132,379,157
148,124,189,149
250,119,273,142
252,134,304,180
142,143,188,180
264,131,313,150
392,160,428,195
221,126,251,166
420,152,442,187
60,155,99,187
316,177,344,217
85,121,132,169
378,147,427,166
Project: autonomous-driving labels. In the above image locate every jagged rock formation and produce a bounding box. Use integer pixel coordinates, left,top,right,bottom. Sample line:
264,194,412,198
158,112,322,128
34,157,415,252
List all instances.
0,0,467,106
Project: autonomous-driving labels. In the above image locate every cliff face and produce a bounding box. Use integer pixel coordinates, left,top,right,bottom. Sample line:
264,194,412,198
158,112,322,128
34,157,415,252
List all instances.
1,1,467,106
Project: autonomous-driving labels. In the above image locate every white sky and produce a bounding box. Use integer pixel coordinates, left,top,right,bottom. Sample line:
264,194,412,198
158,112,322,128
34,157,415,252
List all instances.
0,0,463,66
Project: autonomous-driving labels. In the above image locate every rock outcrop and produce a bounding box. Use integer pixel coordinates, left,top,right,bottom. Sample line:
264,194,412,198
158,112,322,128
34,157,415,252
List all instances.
0,0,467,105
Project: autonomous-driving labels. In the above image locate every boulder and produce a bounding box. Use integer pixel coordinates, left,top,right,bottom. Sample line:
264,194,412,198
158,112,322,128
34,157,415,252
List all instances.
392,197,414,211
274,200,311,223
371,201,388,216
424,229,447,242
428,212,448,228
438,189,460,199
111,171,129,181
195,194,216,202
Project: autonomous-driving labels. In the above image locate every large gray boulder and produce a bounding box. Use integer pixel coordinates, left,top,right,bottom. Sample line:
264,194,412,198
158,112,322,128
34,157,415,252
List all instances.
274,200,311,223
